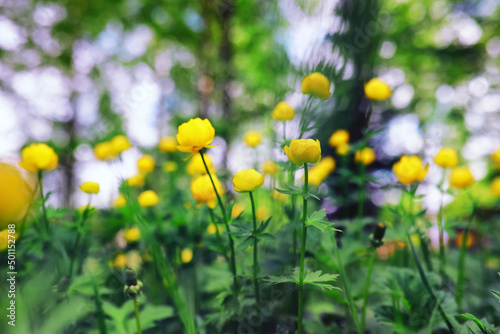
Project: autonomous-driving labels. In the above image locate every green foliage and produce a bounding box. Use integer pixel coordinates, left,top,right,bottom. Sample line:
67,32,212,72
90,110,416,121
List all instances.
267,267,340,292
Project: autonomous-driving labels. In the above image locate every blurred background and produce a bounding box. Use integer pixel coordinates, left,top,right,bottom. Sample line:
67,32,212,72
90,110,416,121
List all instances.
1,0,499,213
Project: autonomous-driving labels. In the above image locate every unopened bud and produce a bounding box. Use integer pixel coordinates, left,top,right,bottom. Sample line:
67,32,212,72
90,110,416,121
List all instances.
370,223,386,248
124,267,137,287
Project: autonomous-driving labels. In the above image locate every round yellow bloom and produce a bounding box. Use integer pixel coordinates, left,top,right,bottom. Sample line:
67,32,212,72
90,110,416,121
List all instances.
433,147,459,168
112,194,126,207
124,227,141,243
492,177,500,197
364,78,392,101
232,169,265,192
285,139,321,166
176,118,216,158
301,72,331,99
392,155,429,185
355,148,376,166
181,248,193,263
138,190,159,207
137,154,155,174
19,143,58,173
0,163,36,229
207,223,217,235
187,154,215,176
191,174,225,209
336,143,351,156
94,142,117,161
231,203,245,218
159,136,177,153
127,174,145,187
262,160,277,175
256,206,270,221
243,130,263,148
449,167,474,189
79,182,100,194
328,130,350,148
112,254,127,268
111,135,132,154
163,161,178,173
272,101,295,121
490,148,500,168
308,156,336,186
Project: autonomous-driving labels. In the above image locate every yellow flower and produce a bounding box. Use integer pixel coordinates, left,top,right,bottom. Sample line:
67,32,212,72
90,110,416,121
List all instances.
0,162,36,228
243,130,263,148
455,230,475,249
159,136,177,153
328,130,350,148
490,148,500,168
392,155,429,185
207,223,217,235
307,156,336,186
191,174,225,209
301,72,331,99
273,190,286,201
176,118,216,159
231,203,245,218
181,248,193,263
272,101,295,121
232,169,265,192
127,174,145,187
355,148,376,166
111,254,128,268
94,142,118,161
137,154,155,174
111,135,132,154
336,143,350,156
138,190,159,207
79,182,100,194
364,78,392,101
492,177,500,197
262,160,277,175
112,194,126,208
19,143,59,172
285,139,321,166
187,154,215,176
449,167,474,189
433,147,459,168
124,227,141,243
256,206,270,221
163,161,178,173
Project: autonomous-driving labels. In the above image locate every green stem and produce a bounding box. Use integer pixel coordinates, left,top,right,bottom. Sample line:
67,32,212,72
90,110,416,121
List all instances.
289,167,297,268
437,170,447,272
208,208,230,264
69,201,91,279
38,171,50,233
360,248,376,332
356,163,366,238
133,295,142,334
297,163,308,334
249,192,261,322
200,151,238,292
456,202,476,311
407,187,433,272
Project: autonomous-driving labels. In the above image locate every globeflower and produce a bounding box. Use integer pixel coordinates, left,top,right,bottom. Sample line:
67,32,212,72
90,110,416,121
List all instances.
231,203,245,218
187,154,215,176
491,148,500,168
79,182,100,194
301,72,331,99
491,177,500,197
127,174,145,187
433,147,459,168
137,154,155,174
328,130,349,148
124,227,141,243
176,118,216,159
159,136,177,153
355,148,376,166
163,161,178,173
94,142,117,161
138,190,159,207
364,78,391,101
19,143,59,173
243,130,263,148
449,167,474,189
232,169,265,192
336,143,350,156
262,160,277,175
112,194,126,207
272,101,295,121
181,248,193,263
191,174,225,209
285,139,321,166
392,155,429,185
111,135,132,154
307,156,336,186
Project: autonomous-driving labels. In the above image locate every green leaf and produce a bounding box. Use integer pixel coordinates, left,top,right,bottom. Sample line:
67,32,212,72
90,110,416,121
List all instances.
304,191,320,200
237,236,254,251
306,209,341,232
256,217,272,234
456,314,489,334
275,184,303,196
266,268,340,291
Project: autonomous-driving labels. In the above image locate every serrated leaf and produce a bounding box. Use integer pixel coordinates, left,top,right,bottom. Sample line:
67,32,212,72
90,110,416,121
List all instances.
306,209,340,232
237,236,254,251
266,268,340,291
256,217,272,234
275,184,303,196
304,191,320,200
258,233,276,240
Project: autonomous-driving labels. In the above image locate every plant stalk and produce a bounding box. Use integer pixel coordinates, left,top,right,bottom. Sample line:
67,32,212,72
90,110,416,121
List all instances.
297,163,308,334
133,295,142,334
360,248,376,332
249,191,261,327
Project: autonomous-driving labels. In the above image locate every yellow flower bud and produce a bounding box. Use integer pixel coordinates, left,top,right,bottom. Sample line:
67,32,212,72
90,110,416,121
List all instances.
191,174,225,209
328,130,349,148
163,161,178,173
307,157,336,186
284,139,321,166
138,190,159,207
301,72,331,99
492,177,500,197
94,142,118,161
433,147,459,168
491,148,500,169
336,143,351,156
79,182,100,194
243,130,263,148
159,136,177,153
0,162,36,228
187,154,215,176
364,78,392,101
112,254,128,268
392,155,429,185
272,101,295,121
127,174,145,187
111,135,132,154
112,194,126,207
181,248,193,263
231,203,245,218
124,227,141,243
207,223,217,235
19,143,59,172
355,148,376,166
262,160,277,175
176,118,216,158
232,169,265,192
137,154,155,174
449,167,474,189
